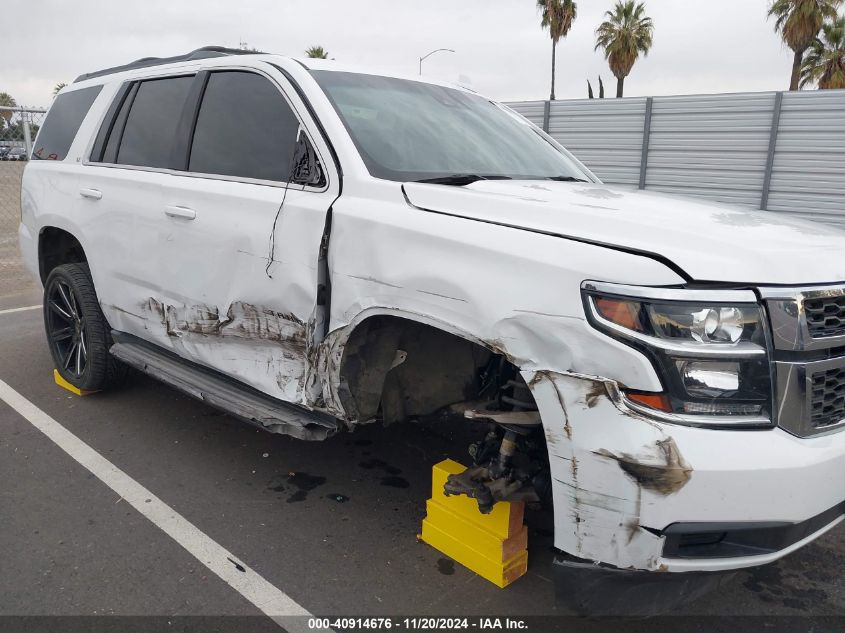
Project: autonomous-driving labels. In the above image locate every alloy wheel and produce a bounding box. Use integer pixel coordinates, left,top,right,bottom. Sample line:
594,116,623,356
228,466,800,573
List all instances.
46,279,88,378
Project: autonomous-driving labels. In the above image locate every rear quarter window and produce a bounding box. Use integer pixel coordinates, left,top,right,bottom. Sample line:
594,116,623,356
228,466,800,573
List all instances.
31,85,103,161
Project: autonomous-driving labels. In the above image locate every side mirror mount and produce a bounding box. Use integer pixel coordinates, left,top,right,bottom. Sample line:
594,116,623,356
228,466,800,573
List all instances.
289,129,325,188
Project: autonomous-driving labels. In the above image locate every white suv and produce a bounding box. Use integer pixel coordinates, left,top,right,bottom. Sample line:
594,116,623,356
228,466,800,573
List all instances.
19,46,845,611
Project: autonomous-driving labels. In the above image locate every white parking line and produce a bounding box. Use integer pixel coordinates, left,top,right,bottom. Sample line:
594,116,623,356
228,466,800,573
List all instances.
0,377,314,629
0,304,41,316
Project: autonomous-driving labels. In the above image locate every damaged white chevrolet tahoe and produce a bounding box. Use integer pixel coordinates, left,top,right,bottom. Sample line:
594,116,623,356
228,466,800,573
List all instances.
20,47,845,608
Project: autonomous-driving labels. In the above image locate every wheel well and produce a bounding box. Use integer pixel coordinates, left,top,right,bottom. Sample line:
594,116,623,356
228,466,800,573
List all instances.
337,315,530,424
39,227,87,283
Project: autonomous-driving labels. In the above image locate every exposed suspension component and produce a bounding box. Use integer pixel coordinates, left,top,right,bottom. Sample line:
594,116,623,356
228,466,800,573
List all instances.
445,363,551,514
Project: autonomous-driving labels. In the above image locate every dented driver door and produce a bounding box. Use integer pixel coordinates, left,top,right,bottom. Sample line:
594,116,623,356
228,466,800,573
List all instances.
150,68,337,405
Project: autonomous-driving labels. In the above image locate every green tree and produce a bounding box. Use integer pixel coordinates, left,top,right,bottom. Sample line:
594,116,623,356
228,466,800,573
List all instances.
53,82,67,97
801,15,845,88
768,0,843,90
305,46,329,59
0,92,16,128
537,0,578,100
595,1,654,98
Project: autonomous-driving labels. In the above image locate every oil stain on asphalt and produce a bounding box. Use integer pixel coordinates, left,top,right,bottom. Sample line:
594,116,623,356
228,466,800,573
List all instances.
380,476,410,488
437,558,455,575
359,458,410,488
359,458,402,475
267,472,327,503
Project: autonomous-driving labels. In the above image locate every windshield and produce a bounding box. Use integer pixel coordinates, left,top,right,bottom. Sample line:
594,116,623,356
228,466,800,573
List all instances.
311,71,592,183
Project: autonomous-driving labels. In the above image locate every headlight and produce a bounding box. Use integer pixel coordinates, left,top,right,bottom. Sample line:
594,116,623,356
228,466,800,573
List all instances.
582,281,773,428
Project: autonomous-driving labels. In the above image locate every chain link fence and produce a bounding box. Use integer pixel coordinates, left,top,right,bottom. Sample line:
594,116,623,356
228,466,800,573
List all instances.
1,105,46,300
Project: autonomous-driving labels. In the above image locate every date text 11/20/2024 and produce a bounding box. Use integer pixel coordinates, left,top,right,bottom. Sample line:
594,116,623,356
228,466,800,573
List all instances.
307,618,528,630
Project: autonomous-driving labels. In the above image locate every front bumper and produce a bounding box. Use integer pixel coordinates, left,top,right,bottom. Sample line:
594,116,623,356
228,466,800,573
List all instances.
527,370,845,573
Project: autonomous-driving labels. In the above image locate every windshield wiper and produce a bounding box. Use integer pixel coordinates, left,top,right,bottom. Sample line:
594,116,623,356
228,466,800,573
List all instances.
546,175,588,182
413,174,512,186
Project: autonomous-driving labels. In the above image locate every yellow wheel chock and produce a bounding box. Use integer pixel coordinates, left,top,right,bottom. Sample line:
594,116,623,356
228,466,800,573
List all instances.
53,369,97,396
420,459,528,588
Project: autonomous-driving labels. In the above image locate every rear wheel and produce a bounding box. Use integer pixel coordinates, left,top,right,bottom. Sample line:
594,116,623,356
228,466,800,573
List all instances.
43,263,125,391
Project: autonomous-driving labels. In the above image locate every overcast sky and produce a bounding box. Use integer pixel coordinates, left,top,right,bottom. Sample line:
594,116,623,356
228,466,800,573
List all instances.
4,0,797,107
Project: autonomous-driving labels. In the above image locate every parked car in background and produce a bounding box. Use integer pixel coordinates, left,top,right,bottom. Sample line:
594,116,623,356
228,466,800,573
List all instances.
0,146,11,159
18,46,845,614
4,147,28,161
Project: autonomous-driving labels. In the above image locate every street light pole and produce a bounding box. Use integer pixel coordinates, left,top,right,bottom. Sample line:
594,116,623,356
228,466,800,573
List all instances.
419,48,456,75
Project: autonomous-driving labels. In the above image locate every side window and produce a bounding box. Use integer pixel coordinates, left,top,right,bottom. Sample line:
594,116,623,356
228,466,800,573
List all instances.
31,85,102,161
116,76,193,168
189,71,301,181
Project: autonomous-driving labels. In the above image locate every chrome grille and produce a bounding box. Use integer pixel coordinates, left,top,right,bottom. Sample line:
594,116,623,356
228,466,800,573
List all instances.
804,296,845,339
761,285,845,438
810,367,845,429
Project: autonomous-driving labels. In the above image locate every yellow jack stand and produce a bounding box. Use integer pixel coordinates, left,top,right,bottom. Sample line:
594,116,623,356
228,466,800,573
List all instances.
53,369,97,396
420,459,528,588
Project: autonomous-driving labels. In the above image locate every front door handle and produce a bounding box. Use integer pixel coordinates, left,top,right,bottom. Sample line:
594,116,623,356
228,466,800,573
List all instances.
79,188,102,200
164,205,196,220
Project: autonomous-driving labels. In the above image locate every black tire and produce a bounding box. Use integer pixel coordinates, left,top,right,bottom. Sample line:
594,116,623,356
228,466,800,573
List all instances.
43,262,126,391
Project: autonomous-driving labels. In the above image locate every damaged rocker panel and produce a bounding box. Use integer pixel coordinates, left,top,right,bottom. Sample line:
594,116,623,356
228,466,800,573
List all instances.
109,331,339,440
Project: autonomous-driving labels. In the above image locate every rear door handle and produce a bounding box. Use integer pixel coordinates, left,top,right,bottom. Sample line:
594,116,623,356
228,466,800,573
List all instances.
164,205,196,220
79,188,102,200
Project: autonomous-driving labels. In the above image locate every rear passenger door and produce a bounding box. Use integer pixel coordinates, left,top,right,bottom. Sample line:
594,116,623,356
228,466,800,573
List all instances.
152,69,336,405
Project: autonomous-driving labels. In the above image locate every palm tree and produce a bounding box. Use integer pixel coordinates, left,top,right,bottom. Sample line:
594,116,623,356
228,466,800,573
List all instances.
305,46,329,59
0,92,16,127
537,0,578,101
53,82,67,97
595,0,654,98
587,77,607,98
801,16,845,88
768,0,843,91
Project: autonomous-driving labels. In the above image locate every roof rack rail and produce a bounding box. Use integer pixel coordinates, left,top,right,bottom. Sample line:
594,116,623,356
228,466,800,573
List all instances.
73,46,267,83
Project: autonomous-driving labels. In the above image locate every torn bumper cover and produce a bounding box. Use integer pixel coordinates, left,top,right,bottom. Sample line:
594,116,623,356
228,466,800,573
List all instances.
527,370,845,574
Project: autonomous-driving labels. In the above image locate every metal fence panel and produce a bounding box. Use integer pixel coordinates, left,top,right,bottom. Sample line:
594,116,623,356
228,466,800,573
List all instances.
506,89,845,227
1,106,45,299
547,97,648,187
646,92,776,208
507,100,546,128
767,90,845,226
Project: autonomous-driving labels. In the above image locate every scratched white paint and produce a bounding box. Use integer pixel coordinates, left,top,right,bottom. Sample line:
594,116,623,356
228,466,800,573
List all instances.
527,370,845,572
18,55,845,575
21,60,340,407
323,183,682,391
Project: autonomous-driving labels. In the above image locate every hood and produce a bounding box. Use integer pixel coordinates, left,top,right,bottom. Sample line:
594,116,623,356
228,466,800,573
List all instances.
403,180,845,286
